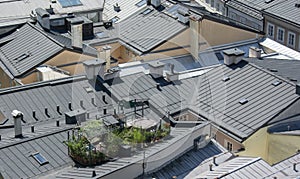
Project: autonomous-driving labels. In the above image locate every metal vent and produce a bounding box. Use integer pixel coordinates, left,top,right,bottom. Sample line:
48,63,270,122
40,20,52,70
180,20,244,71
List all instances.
272,80,282,86
222,76,230,82
239,98,248,105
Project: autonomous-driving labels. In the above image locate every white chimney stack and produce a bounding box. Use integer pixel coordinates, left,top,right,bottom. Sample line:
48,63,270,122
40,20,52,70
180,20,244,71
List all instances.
151,0,161,8
223,48,245,66
12,110,23,138
103,46,112,71
249,46,262,58
190,15,201,61
148,61,165,79
71,23,83,49
83,59,106,80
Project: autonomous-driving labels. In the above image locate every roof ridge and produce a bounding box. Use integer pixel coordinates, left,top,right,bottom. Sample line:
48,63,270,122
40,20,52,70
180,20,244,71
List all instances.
247,60,296,86
218,157,262,178
0,126,73,150
0,75,86,95
27,22,65,48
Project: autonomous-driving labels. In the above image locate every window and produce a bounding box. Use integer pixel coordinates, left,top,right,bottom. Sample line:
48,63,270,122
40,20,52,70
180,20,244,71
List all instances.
240,17,246,24
216,3,220,11
32,152,48,165
267,22,274,38
225,140,233,152
135,0,146,7
211,0,214,7
230,12,237,20
58,0,82,8
288,31,296,48
277,27,285,43
221,7,225,15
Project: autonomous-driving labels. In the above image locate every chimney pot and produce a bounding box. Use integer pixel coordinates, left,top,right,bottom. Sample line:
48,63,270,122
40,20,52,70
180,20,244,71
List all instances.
156,83,161,90
56,120,60,127
92,170,96,177
0,135,1,141
45,107,50,117
68,102,72,111
80,100,84,108
87,112,90,119
294,163,298,172
209,164,213,171
32,110,37,120
92,98,96,106
31,125,34,133
148,61,165,79
213,156,217,166
102,95,107,104
57,105,61,114
103,108,107,115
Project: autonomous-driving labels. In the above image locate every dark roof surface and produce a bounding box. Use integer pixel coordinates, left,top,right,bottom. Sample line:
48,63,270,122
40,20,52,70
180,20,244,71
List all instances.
146,141,227,179
0,129,72,179
264,0,300,26
0,75,113,127
118,7,188,53
0,23,64,77
245,58,300,84
103,60,299,141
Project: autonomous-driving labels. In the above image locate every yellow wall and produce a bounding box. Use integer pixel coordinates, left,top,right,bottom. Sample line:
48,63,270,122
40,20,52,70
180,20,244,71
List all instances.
268,134,300,165
199,19,261,50
0,67,16,88
45,50,95,75
239,127,300,165
239,127,268,161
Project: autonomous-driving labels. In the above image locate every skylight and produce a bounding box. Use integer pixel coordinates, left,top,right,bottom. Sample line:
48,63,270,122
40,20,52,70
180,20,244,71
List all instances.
135,0,147,7
142,8,153,15
32,153,48,165
58,0,82,8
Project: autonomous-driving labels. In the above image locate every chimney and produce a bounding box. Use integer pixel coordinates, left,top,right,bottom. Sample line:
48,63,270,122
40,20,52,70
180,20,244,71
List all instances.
166,63,179,81
12,110,23,138
190,15,201,60
71,21,83,49
177,8,190,24
148,61,165,79
83,59,106,80
151,0,161,8
249,46,261,58
103,46,112,71
222,48,245,65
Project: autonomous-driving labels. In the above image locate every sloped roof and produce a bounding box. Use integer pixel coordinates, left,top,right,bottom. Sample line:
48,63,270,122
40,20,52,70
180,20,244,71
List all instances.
0,75,113,127
197,157,279,178
0,23,64,78
264,0,300,26
146,141,231,179
103,60,299,141
118,7,188,53
0,129,72,178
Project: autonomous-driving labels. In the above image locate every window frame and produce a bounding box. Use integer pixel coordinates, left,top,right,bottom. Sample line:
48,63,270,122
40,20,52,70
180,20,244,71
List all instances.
288,31,296,48
224,139,233,152
277,26,285,43
267,22,275,39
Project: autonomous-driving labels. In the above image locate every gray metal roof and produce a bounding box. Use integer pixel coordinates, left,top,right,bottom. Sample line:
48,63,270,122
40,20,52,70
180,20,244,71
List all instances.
145,141,229,179
245,58,300,84
197,157,278,178
272,153,300,178
264,0,300,26
103,60,299,141
0,23,64,77
0,75,113,128
0,129,73,179
118,7,188,53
